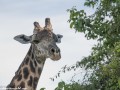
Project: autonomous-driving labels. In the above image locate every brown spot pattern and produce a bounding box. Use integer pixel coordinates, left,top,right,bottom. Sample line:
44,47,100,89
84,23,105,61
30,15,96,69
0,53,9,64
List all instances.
33,77,39,89
30,61,35,73
19,81,25,89
25,57,29,65
17,74,22,81
27,76,33,86
23,67,29,79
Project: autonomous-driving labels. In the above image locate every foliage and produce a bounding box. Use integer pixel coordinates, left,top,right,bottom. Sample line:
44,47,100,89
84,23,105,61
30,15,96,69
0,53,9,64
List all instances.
55,0,120,90
40,88,46,90
55,81,93,90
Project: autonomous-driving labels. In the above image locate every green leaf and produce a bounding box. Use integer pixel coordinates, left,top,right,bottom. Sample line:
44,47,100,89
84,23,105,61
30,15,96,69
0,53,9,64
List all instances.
118,78,120,87
70,22,75,28
40,88,46,90
58,81,65,89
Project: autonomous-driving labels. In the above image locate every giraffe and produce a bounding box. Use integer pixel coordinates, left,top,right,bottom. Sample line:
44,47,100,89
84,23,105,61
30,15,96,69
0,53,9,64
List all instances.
6,18,63,90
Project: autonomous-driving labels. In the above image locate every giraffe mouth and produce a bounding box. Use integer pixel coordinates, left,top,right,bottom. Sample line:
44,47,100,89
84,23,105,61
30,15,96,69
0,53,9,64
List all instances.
50,53,61,61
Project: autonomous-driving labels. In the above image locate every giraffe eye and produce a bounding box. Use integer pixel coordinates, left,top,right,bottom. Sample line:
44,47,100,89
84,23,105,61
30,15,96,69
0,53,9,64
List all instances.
33,40,39,44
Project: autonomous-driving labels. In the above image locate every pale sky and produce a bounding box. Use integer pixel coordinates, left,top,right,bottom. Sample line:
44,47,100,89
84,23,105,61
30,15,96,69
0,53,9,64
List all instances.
0,0,96,90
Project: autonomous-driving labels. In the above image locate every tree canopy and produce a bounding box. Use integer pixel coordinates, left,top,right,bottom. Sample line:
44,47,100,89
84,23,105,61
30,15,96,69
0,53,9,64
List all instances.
54,0,120,90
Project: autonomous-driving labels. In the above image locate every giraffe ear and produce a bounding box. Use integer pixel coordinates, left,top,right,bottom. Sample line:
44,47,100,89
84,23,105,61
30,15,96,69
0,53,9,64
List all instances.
56,34,63,43
14,34,32,44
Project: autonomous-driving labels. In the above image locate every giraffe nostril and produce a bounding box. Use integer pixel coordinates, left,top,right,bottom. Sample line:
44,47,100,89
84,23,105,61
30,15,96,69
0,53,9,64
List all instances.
58,48,60,52
51,48,55,53
56,48,60,53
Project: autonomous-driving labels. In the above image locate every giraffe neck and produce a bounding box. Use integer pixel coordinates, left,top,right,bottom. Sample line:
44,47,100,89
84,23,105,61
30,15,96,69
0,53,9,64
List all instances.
7,45,46,90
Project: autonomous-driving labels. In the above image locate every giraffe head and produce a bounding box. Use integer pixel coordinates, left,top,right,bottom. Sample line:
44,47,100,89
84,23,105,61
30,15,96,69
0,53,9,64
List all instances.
14,18,63,61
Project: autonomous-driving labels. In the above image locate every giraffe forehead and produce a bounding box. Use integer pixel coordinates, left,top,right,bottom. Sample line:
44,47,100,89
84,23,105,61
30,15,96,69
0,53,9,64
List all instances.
37,30,52,39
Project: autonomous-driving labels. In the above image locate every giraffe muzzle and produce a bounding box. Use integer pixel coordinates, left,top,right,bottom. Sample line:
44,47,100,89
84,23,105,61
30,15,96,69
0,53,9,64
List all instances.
50,48,61,60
